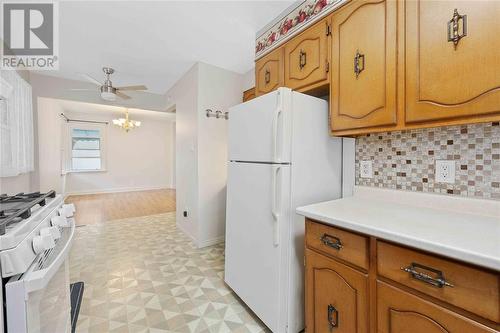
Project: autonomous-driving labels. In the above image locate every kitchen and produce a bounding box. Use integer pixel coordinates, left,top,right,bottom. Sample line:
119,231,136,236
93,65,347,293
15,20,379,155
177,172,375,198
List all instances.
0,0,498,333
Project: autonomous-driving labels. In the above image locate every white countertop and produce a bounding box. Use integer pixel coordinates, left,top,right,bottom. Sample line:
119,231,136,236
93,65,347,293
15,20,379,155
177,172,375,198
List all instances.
297,187,500,271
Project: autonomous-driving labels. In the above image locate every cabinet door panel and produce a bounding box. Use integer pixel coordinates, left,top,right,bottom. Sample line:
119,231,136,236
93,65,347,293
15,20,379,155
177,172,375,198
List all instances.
284,18,329,90
255,48,284,96
377,281,497,333
305,249,368,333
406,1,500,123
330,0,397,132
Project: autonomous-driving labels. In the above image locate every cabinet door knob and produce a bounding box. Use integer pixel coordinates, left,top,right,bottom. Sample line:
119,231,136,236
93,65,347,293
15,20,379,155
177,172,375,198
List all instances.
447,8,467,50
354,50,365,78
265,69,271,84
327,304,339,329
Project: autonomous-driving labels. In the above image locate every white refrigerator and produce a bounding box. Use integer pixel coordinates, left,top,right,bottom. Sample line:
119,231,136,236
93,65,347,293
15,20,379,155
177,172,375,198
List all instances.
225,88,352,333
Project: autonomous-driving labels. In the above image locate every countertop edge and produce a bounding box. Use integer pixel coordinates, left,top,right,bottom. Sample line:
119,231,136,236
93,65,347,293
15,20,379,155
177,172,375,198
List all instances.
297,208,500,272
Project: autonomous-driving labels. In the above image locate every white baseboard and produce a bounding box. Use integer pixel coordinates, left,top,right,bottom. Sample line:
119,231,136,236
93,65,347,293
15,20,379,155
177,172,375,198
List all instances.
65,186,172,196
198,235,225,248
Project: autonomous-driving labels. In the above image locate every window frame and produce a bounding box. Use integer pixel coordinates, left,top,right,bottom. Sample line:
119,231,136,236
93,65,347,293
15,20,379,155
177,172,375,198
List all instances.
66,122,107,173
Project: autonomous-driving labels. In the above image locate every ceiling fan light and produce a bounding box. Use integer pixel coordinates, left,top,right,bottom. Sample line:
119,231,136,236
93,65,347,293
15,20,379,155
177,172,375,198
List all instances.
101,91,116,101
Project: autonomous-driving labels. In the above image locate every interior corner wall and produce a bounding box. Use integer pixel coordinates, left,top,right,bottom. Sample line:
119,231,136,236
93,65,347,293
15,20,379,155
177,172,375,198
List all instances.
166,64,200,243
37,98,65,194
241,68,255,91
196,62,244,247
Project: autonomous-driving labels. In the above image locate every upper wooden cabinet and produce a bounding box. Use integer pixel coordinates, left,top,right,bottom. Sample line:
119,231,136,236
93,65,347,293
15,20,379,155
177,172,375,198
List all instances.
405,1,500,124
330,0,398,133
255,48,284,97
284,18,331,92
242,87,256,102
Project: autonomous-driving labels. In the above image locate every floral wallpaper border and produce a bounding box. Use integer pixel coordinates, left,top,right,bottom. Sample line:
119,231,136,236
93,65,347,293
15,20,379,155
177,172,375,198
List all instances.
255,0,343,59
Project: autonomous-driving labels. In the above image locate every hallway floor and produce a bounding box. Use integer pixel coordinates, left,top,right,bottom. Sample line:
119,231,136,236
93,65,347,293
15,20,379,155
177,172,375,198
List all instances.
66,189,176,225
70,212,269,333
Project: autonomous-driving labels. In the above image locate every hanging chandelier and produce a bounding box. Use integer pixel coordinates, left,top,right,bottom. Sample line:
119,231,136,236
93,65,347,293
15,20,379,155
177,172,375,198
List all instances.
112,109,141,132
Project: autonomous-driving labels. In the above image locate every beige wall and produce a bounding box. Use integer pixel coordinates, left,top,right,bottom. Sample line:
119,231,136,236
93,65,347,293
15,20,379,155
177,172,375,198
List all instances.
37,98,175,195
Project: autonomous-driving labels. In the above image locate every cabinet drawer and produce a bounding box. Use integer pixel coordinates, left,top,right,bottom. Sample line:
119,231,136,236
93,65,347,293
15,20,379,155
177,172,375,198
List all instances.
377,241,500,322
306,220,368,270
284,17,330,91
377,281,498,333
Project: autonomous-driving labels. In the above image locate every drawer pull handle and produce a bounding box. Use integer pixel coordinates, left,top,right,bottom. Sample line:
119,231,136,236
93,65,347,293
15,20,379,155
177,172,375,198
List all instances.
264,69,271,84
401,262,454,288
327,304,339,329
299,49,307,69
447,8,467,50
320,234,343,250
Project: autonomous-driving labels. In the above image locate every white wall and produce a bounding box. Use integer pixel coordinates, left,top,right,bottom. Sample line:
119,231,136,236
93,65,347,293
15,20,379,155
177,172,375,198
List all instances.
197,62,244,246
36,99,175,195
166,64,200,242
166,62,246,247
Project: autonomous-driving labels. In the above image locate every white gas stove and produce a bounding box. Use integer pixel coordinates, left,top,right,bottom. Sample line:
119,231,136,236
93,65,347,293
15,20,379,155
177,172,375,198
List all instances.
0,191,76,333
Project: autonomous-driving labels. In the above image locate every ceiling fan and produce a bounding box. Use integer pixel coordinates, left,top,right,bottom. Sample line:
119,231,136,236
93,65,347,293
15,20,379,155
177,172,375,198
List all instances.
71,67,147,101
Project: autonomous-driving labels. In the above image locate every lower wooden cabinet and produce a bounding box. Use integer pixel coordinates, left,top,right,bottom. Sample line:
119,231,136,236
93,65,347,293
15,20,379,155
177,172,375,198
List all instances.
305,249,369,333
305,219,500,333
377,282,497,333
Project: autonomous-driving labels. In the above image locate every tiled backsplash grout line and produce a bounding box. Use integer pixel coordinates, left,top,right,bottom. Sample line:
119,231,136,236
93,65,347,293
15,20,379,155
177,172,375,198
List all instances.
355,122,500,200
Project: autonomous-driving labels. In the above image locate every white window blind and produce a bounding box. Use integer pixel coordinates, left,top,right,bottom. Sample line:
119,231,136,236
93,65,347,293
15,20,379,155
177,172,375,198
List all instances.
71,128,102,171
0,71,34,177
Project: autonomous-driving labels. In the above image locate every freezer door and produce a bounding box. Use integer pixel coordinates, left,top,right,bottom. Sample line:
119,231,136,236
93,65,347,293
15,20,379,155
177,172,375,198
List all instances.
228,88,291,163
225,162,290,333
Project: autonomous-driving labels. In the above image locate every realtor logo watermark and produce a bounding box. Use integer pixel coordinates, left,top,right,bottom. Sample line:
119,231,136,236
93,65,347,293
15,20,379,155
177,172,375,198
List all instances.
1,1,59,70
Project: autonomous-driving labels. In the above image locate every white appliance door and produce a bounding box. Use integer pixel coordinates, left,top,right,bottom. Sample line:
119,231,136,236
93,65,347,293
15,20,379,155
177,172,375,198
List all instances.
228,88,291,163
225,161,290,333
6,221,75,333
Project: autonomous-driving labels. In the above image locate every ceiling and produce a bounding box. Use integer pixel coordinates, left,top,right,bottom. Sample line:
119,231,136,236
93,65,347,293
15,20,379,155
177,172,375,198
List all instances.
40,1,294,95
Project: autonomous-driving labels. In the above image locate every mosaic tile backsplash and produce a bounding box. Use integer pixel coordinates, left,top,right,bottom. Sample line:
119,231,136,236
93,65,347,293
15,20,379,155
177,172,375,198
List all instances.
355,122,500,200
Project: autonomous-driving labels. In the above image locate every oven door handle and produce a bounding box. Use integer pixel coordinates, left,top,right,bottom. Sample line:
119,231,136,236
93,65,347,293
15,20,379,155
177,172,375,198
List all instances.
24,219,75,294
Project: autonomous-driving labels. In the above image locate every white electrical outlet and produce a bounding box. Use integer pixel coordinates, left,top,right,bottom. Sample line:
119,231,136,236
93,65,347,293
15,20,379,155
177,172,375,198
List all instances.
435,160,456,184
360,160,373,178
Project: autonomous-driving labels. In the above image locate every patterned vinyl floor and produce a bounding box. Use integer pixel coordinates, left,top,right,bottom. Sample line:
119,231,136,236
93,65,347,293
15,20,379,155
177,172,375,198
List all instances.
69,213,270,333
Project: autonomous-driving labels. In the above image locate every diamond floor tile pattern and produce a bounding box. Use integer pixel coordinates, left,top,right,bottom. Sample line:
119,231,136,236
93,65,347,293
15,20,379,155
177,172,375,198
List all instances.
70,213,270,333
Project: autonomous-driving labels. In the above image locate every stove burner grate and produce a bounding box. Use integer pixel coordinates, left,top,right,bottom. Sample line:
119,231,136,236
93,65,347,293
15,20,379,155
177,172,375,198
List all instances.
0,190,56,235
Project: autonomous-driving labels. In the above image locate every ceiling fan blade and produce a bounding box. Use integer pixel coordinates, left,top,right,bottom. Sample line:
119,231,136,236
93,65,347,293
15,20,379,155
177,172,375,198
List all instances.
79,73,102,86
116,85,147,91
116,91,131,100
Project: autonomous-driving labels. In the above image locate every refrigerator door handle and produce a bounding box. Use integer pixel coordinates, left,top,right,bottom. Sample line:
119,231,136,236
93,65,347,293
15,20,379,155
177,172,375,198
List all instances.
272,108,283,163
271,165,281,246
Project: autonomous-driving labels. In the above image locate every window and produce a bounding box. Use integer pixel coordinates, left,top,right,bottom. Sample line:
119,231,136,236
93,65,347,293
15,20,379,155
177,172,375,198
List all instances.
69,126,106,172
0,71,34,177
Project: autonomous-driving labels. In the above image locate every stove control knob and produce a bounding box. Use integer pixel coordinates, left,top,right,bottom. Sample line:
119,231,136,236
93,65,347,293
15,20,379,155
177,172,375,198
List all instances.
60,204,76,218
51,215,69,228
32,234,55,255
41,226,61,240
